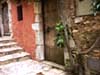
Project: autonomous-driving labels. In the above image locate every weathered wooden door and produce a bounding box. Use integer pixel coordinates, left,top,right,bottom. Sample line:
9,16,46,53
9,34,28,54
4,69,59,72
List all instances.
42,0,64,65
2,2,10,36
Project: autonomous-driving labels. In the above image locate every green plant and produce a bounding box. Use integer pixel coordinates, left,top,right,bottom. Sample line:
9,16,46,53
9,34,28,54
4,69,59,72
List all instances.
55,22,65,48
92,0,100,15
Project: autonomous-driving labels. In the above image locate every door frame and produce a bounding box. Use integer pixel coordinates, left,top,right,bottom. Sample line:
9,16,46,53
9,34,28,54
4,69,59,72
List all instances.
33,0,65,67
0,0,12,37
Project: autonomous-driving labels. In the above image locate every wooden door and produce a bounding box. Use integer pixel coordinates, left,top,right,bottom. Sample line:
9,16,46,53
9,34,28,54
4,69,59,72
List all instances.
42,0,64,65
2,2,10,36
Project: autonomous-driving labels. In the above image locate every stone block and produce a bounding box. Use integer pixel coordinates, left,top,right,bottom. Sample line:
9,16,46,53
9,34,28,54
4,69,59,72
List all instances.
35,14,41,22
32,23,40,31
74,17,83,23
34,2,41,14
35,31,44,45
35,45,44,60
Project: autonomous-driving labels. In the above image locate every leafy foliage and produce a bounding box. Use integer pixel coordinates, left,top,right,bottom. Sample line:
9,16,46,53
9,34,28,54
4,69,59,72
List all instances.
92,0,100,15
55,22,65,48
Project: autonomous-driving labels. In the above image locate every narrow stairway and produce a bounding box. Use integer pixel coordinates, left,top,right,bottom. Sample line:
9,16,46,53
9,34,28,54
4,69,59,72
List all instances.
0,37,30,65
0,37,66,75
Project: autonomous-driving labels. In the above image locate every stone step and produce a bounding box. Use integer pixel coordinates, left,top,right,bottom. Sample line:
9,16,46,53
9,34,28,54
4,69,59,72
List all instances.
0,46,23,52
0,56,30,65
0,47,23,56
0,42,17,48
0,37,14,43
0,52,30,65
42,61,65,70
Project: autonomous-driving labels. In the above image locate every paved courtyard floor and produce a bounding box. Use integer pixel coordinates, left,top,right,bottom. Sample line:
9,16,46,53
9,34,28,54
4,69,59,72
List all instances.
0,59,66,75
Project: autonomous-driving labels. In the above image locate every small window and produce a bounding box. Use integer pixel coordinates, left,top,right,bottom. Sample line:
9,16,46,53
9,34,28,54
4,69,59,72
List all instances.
17,5,23,21
17,0,23,21
17,0,21,4
76,0,93,16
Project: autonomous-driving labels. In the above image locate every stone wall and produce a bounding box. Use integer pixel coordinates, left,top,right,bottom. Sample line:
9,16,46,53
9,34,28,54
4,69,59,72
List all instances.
58,1,100,73
59,0,100,51
73,16,100,50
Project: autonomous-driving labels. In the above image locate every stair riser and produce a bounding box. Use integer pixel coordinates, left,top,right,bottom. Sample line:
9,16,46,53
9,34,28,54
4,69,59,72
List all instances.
0,49,23,57
0,44,18,48
0,56,30,65
0,38,31,66
0,40,15,43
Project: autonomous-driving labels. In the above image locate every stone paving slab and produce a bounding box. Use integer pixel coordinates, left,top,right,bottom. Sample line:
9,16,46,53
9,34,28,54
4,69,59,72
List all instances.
0,59,66,75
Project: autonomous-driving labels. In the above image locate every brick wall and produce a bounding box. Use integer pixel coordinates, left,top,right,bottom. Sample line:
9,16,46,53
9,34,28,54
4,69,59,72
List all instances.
11,0,36,59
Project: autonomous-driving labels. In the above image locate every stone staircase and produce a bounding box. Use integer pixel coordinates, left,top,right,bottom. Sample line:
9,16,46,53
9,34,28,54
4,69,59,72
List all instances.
0,37,66,75
0,37,30,65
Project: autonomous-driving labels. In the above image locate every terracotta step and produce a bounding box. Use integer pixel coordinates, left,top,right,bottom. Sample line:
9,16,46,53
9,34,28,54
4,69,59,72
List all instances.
0,42,17,48
0,47,23,56
0,52,30,65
